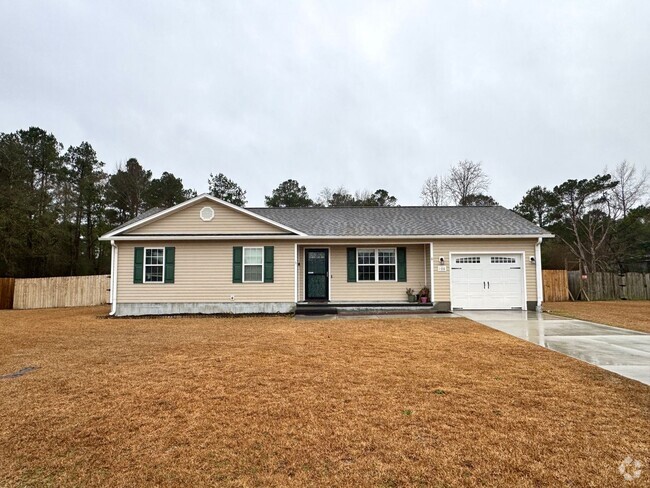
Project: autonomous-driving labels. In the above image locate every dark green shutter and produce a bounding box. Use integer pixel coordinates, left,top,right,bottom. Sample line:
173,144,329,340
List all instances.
133,247,144,283
164,247,175,283
233,247,243,283
264,246,274,283
347,247,356,282
397,247,407,282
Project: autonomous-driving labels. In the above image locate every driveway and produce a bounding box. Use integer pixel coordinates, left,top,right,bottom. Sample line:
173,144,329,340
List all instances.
458,310,650,386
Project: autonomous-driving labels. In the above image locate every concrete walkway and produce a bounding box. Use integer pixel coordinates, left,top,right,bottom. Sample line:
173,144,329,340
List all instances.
457,310,650,386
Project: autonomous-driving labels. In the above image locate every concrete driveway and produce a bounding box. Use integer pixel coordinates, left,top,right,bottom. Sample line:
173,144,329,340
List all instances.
457,310,650,386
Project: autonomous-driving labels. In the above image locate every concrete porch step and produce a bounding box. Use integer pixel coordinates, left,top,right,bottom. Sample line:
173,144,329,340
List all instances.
295,302,439,316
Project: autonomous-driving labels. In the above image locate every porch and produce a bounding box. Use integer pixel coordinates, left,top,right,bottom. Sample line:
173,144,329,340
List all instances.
296,243,433,304
295,301,438,316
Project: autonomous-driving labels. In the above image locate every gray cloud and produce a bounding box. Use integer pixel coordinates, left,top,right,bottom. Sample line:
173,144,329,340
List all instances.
1,0,649,207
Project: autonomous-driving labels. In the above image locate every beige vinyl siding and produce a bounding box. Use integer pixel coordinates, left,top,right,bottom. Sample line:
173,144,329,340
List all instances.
116,240,294,303
126,201,289,235
298,244,429,302
432,239,538,302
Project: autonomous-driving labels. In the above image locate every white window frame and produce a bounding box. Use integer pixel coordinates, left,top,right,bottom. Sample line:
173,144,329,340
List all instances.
356,248,397,282
144,247,165,284
200,206,215,221
243,246,264,283
456,256,481,264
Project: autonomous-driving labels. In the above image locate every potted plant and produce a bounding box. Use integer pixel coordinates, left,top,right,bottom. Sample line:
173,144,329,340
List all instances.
406,287,417,303
418,286,430,304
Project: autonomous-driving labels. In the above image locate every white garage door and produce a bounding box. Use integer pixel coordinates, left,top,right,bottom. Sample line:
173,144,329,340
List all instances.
451,254,524,310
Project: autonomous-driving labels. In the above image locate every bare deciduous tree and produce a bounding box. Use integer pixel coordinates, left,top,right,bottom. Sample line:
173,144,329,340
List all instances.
420,176,449,206
316,187,334,207
444,160,490,205
553,175,619,273
354,189,371,202
609,160,648,217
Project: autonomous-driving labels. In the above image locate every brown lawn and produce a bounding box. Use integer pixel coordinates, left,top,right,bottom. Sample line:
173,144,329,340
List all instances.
544,301,650,334
0,307,648,487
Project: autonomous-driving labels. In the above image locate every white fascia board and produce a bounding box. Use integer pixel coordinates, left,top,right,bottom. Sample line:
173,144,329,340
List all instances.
100,193,307,240
107,233,553,242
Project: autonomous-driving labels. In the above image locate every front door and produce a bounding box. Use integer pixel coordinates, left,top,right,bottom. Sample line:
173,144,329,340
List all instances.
305,249,329,301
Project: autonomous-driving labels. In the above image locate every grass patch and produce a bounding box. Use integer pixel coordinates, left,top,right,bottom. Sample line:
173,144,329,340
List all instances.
544,300,650,333
0,306,648,487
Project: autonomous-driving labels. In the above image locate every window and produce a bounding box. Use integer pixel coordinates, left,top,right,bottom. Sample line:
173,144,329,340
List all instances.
200,206,215,221
358,248,396,281
378,249,396,281
144,248,164,283
243,247,264,282
357,249,375,281
456,256,481,264
491,256,516,264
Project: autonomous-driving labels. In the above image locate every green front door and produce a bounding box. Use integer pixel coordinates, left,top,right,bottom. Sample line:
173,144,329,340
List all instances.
305,249,329,301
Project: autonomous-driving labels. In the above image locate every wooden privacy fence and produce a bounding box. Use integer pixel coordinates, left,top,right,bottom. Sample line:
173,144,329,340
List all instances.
567,271,650,301
13,275,111,310
542,270,569,302
543,270,650,301
0,278,15,309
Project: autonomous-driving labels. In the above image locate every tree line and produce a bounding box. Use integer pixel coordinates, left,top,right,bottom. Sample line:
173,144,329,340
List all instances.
0,127,196,278
1,126,648,278
418,159,649,273
512,164,649,274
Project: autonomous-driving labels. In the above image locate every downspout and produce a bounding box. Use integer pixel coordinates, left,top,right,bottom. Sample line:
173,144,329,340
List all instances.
110,240,118,316
535,237,543,312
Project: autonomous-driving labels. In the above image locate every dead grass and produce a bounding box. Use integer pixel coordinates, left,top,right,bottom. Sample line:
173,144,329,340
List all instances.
0,307,648,487
545,301,650,334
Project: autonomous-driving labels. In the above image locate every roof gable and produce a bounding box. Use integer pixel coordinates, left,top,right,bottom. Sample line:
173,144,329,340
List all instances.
101,194,304,238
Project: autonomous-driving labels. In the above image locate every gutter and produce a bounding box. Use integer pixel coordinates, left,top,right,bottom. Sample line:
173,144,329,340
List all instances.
101,234,555,242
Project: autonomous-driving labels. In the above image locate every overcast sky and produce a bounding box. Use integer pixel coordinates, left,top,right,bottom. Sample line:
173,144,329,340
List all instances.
1,0,649,207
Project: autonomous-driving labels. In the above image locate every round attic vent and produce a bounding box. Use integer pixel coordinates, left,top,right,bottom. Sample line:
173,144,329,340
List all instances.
200,206,215,221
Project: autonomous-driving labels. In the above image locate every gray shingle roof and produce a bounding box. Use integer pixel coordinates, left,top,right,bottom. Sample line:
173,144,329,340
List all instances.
248,206,550,237
110,207,165,233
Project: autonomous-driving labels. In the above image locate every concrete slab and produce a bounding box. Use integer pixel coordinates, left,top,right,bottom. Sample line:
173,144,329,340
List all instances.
294,313,460,321
601,366,650,385
457,310,650,386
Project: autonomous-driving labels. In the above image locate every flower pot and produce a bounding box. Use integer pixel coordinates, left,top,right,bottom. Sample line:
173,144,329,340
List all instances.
420,296,428,304
407,295,417,303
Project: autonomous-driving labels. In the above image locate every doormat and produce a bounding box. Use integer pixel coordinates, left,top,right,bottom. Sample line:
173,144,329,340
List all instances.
0,366,39,379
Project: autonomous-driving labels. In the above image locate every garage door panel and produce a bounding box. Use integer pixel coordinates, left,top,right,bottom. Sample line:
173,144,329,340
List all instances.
451,254,524,310
451,267,485,309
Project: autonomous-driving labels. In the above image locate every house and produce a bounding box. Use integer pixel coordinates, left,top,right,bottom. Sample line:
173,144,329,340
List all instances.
100,194,553,316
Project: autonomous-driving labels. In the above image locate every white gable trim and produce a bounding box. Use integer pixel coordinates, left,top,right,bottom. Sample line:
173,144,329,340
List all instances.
100,193,307,239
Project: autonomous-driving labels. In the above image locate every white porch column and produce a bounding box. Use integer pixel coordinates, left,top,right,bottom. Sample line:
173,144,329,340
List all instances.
294,243,298,303
429,242,435,303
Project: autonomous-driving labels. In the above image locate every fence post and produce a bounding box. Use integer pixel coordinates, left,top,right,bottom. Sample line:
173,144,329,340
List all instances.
619,273,626,300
